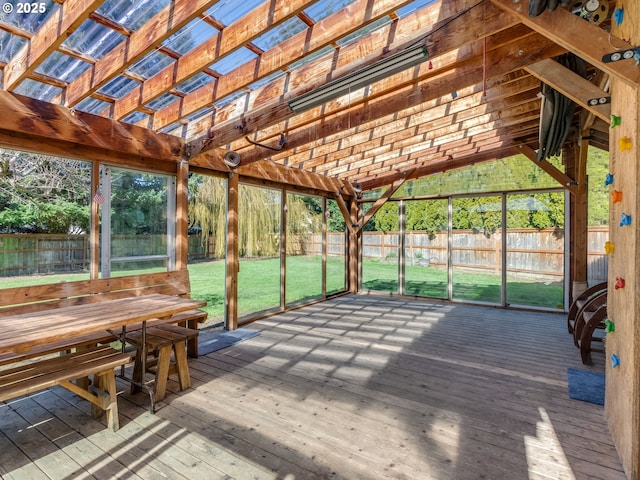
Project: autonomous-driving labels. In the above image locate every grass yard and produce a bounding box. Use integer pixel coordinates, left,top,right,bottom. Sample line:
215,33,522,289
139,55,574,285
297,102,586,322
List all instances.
0,256,563,325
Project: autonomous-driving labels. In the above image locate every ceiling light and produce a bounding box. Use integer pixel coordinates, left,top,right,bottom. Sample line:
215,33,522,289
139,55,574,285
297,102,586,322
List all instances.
288,44,428,114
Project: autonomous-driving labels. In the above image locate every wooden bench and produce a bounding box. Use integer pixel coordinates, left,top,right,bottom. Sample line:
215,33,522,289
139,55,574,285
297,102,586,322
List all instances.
0,270,208,366
126,325,199,402
0,345,131,431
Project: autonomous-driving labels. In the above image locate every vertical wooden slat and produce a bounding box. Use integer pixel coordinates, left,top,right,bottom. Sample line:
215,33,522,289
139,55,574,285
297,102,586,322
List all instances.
322,197,328,299
226,173,239,330
565,142,588,301
281,192,287,311
176,161,189,271
348,198,360,294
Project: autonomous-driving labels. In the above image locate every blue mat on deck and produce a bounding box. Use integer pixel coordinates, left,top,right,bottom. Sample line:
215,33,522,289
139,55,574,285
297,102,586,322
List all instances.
567,368,605,405
198,328,259,355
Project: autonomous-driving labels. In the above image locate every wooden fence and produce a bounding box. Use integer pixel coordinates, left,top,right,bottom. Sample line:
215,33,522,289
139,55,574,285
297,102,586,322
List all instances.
0,228,608,283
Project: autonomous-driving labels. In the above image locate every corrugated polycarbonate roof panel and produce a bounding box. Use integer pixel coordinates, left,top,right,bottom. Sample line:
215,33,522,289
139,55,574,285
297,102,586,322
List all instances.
14,78,62,102
35,52,92,83
0,0,59,33
206,0,262,26
252,17,307,52
98,75,140,98
146,93,179,111
163,20,218,56
397,0,438,18
209,47,257,75
303,0,357,22
62,19,126,59
122,111,149,125
336,17,391,47
127,50,174,79
175,72,215,95
75,97,112,115
97,0,170,31
0,32,26,63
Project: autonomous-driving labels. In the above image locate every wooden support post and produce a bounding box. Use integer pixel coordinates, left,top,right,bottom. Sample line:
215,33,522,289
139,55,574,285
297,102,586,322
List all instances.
564,141,588,302
90,162,100,279
348,198,361,294
226,173,239,330
176,161,189,271
607,75,640,480
281,192,287,311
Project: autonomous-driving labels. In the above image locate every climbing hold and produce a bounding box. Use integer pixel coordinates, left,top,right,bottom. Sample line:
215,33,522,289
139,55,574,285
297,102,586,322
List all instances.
615,277,625,290
620,213,632,226
605,173,614,185
614,8,624,27
604,241,615,254
610,115,621,128
428,60,433,70
451,91,458,99
611,354,620,368
619,136,633,151
605,319,615,333
611,190,623,203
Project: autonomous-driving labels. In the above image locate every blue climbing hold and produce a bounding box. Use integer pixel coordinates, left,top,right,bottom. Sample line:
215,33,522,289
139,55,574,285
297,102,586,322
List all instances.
611,354,620,368
605,173,614,186
614,8,624,28
620,213,632,226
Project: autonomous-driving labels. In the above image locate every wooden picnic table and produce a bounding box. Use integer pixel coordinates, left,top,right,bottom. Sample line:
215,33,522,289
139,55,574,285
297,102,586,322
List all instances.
0,293,206,355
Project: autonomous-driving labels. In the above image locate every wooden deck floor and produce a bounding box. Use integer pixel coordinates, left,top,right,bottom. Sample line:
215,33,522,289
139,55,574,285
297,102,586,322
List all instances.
0,295,625,480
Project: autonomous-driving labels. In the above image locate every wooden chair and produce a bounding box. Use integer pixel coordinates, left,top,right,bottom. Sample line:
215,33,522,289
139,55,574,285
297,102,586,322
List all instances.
572,290,607,347
577,303,608,365
567,281,607,334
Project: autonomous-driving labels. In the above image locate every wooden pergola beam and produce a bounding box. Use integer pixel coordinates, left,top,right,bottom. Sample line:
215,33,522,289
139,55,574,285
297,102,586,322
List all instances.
111,0,319,121
518,144,578,195
359,146,522,191
525,59,610,122
0,90,184,163
3,0,103,90
491,0,640,87
65,0,220,107
186,1,518,158
358,171,414,232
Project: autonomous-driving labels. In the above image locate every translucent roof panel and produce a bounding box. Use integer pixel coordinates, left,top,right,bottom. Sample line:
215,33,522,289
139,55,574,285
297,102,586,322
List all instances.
14,79,62,102
214,90,245,109
146,93,179,111
158,122,182,135
304,0,357,22
209,48,257,75
0,32,27,63
206,0,262,26
247,70,286,92
162,20,218,56
175,72,215,95
288,45,334,71
252,17,307,52
98,75,140,98
62,20,126,60
336,17,391,47
185,107,214,122
122,111,149,125
75,97,112,115
0,0,59,33
97,0,170,31
397,0,438,18
127,50,174,79
35,52,91,83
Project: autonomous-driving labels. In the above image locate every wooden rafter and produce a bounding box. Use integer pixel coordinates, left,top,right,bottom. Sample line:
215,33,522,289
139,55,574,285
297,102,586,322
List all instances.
149,0,423,131
110,0,320,121
186,1,520,160
65,0,221,107
518,144,579,195
358,171,415,232
4,0,103,90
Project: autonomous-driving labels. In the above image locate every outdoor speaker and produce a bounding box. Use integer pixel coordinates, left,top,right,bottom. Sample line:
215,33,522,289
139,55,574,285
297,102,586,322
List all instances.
223,150,241,168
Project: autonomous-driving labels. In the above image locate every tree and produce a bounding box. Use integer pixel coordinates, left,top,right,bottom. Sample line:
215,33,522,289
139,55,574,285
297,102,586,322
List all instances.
0,148,91,233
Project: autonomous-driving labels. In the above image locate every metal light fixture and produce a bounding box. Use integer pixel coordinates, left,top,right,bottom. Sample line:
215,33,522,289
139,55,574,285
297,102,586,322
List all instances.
288,44,428,114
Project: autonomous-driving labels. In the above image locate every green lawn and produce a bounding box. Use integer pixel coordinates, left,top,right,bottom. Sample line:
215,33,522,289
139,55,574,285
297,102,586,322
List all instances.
0,256,563,324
